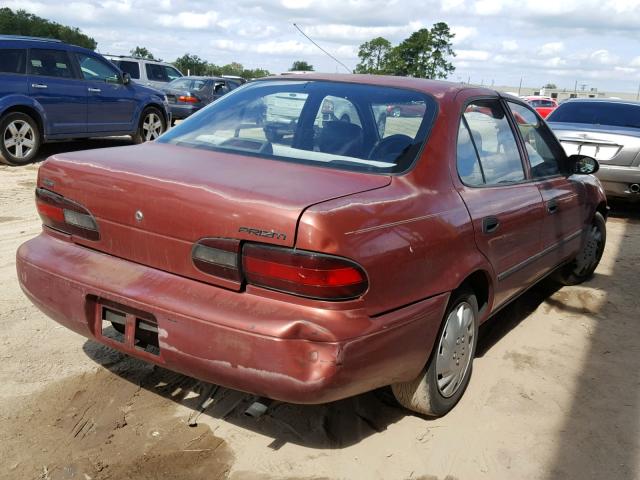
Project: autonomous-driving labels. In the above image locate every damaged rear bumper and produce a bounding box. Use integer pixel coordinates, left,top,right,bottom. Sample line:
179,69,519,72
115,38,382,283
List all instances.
16,233,448,404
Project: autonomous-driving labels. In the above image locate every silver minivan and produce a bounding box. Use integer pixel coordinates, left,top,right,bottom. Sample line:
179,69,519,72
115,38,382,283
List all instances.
104,55,183,90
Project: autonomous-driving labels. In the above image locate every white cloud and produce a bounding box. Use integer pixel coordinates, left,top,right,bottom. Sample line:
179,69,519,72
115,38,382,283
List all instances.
156,10,219,29
537,42,564,57
456,49,491,61
501,40,518,52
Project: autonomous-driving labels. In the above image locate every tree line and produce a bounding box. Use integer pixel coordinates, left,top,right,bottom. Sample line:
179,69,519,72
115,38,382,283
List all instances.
355,22,455,79
0,8,97,49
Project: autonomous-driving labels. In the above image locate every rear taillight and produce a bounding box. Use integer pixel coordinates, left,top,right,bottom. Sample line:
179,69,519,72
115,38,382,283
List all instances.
191,238,241,282
192,239,368,300
178,95,199,104
242,244,368,301
35,188,100,241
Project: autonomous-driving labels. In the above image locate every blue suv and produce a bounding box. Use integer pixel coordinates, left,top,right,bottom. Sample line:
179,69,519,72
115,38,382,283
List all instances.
0,35,170,165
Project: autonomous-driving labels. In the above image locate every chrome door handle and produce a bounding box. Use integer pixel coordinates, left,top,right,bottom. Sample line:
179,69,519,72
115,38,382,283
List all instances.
88,88,102,93
31,83,48,89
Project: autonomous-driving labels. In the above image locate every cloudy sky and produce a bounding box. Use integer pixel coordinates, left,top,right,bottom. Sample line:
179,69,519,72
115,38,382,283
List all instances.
7,0,640,92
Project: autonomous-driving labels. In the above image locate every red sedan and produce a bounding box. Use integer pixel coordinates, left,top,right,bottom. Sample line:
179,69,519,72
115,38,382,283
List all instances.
522,96,558,118
17,75,607,417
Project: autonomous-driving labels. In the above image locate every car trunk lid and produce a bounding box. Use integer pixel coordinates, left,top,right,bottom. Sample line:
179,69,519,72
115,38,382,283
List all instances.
37,142,390,288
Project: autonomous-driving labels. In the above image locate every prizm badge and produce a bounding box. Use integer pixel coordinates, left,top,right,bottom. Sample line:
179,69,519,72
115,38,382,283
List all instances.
239,226,287,241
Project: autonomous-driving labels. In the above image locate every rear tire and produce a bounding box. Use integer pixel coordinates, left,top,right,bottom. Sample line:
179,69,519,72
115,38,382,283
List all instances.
555,212,606,285
132,107,166,144
0,112,41,165
392,288,479,417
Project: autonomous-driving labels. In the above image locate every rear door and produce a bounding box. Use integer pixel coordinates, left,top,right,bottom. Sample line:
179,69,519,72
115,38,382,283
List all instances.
27,48,86,135
75,52,136,133
506,100,585,266
0,47,28,97
456,98,546,308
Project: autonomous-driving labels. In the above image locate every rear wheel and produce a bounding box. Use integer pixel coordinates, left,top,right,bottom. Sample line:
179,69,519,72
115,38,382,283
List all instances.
132,107,166,144
0,112,40,165
392,288,478,416
555,212,606,285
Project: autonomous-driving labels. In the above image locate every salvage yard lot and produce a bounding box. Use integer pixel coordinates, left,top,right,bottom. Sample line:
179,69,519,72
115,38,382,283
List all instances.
1,141,639,480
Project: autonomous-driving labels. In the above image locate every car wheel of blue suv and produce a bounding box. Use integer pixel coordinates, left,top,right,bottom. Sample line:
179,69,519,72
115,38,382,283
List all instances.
132,107,166,144
0,112,41,166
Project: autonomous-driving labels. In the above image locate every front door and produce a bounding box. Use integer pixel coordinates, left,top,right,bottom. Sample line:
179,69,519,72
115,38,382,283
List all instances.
456,98,546,308
506,101,585,268
75,53,136,133
27,48,87,136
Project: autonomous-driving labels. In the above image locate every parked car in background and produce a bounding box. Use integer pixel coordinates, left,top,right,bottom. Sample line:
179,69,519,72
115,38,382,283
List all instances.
386,101,427,117
162,76,242,123
18,75,607,419
522,96,558,118
547,99,640,201
0,35,170,165
104,55,183,90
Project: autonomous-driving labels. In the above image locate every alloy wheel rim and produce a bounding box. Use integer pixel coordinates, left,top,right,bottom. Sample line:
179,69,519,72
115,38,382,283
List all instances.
435,301,475,398
4,120,35,159
142,113,163,141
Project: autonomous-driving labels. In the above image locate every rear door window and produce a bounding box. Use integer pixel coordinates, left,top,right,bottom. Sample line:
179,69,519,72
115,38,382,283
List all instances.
29,49,75,78
459,100,525,185
145,63,182,82
115,60,140,79
0,49,27,74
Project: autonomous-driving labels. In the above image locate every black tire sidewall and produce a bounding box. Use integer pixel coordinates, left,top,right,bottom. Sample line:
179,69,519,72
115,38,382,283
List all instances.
0,112,40,165
558,212,606,285
425,289,479,416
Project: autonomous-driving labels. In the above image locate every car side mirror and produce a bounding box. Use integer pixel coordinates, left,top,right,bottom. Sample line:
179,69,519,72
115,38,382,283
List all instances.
568,154,599,175
122,72,131,85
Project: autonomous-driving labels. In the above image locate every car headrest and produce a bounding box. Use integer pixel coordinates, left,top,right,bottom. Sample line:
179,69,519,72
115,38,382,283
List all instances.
318,121,363,157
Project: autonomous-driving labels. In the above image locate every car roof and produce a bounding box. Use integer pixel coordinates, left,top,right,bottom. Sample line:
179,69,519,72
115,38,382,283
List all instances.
523,96,554,100
0,34,97,56
259,73,496,99
103,55,173,65
175,76,225,81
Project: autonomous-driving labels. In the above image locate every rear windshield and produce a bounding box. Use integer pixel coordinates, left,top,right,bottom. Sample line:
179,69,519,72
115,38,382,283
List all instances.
548,101,640,128
168,78,209,90
158,80,436,174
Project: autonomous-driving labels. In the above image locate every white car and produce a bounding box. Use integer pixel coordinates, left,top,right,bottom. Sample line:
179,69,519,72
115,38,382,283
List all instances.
104,55,183,90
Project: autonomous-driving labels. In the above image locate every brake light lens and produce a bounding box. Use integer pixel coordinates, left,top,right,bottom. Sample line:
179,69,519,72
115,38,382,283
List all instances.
178,95,199,104
191,238,241,282
242,244,367,301
36,188,100,241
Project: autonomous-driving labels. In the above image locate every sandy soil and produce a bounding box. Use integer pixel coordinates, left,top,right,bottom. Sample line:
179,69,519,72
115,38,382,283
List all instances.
1,141,639,480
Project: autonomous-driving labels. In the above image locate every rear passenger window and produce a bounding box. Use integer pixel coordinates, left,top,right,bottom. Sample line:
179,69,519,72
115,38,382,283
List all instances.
116,60,140,79
460,100,525,185
457,121,484,186
29,49,74,78
0,49,27,74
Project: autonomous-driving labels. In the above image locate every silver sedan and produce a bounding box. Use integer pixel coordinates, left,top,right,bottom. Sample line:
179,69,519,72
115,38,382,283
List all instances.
547,99,640,201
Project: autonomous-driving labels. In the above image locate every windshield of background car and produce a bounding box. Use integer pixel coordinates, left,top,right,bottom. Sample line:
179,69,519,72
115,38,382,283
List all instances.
548,101,640,128
158,80,437,174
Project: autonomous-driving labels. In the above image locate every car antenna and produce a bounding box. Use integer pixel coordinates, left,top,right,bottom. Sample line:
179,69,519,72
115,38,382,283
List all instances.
292,23,352,74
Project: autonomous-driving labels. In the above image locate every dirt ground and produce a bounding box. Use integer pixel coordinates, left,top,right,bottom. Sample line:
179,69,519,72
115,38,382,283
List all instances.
1,140,639,480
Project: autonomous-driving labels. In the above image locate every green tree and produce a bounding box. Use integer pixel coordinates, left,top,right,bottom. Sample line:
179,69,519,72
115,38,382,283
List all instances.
382,23,455,79
544,83,557,89
355,37,392,74
426,22,455,79
173,53,208,75
289,60,313,71
130,46,159,61
0,8,96,49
